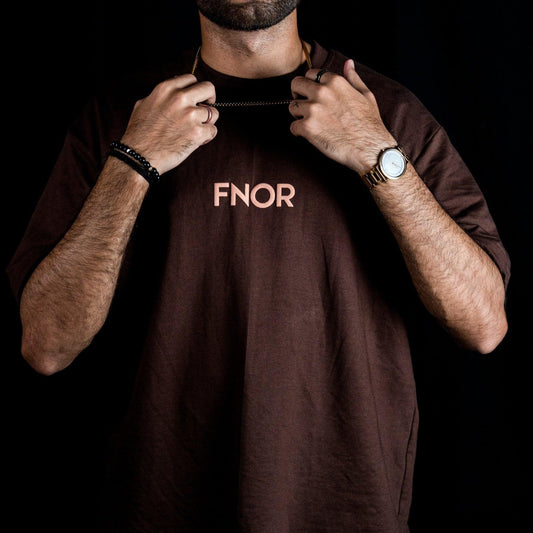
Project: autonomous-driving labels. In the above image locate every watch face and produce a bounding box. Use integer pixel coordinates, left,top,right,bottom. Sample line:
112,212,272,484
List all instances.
380,148,406,179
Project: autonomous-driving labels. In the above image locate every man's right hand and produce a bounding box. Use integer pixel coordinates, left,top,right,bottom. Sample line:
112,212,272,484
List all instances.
19,74,220,375
120,74,219,175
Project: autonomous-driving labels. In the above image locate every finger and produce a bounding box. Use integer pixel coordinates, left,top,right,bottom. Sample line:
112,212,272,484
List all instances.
181,80,217,105
291,75,321,100
289,118,307,138
201,125,218,145
161,73,199,92
197,103,219,124
304,68,332,84
288,99,311,119
343,59,371,95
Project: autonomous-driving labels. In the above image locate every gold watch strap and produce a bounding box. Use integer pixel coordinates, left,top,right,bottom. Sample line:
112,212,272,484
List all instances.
364,166,390,189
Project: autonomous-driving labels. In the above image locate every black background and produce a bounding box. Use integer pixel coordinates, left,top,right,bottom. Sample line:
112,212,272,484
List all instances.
3,1,532,531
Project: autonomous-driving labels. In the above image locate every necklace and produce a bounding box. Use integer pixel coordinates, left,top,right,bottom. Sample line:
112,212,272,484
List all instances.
190,39,312,108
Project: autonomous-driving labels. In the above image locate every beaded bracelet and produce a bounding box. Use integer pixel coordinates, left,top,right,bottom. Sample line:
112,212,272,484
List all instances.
109,141,160,185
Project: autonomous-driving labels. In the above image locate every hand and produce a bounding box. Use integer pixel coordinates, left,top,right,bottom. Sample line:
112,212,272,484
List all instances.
289,59,396,176
120,74,219,175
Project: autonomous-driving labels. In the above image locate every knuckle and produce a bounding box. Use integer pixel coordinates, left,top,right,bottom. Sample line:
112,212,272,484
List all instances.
315,84,327,98
289,120,299,136
207,125,218,141
200,125,217,145
152,80,170,96
173,91,187,108
195,81,216,100
302,120,315,136
332,73,345,86
181,73,198,85
291,76,302,90
169,73,197,87
200,80,216,91
307,102,320,119
290,120,308,137
191,124,204,139
183,106,197,121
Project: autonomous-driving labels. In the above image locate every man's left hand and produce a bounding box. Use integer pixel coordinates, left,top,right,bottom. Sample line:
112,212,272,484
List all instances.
289,59,396,176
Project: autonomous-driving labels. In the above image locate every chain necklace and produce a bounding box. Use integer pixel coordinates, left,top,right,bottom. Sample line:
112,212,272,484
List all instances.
191,39,312,108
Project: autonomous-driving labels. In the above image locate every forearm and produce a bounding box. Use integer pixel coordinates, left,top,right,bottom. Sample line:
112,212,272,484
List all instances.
289,61,507,352
20,158,149,374
370,164,507,353
20,74,219,375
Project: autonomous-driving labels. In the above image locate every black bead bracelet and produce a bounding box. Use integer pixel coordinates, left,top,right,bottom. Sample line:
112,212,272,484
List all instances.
109,141,160,185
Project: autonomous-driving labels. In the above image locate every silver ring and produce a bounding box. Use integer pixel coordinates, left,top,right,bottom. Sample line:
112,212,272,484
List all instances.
198,103,213,124
315,69,328,83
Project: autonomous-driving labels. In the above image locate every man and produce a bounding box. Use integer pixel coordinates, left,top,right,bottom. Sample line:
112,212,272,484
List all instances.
7,1,510,531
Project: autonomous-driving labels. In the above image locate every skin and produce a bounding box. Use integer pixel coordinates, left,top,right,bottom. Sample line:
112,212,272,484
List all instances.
289,62,507,352
19,2,507,375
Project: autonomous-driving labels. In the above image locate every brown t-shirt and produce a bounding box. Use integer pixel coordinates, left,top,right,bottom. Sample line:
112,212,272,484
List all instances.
7,42,510,532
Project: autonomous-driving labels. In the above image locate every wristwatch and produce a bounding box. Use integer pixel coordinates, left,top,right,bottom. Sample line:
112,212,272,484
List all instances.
362,146,409,189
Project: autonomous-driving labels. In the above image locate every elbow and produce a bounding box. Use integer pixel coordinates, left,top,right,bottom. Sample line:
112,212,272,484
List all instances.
463,277,509,355
20,312,97,375
476,319,508,354
449,301,508,355
21,331,71,376
471,309,509,355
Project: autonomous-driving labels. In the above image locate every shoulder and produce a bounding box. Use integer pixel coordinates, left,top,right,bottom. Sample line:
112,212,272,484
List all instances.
92,49,198,120
319,44,429,115
102,49,198,104
316,43,441,158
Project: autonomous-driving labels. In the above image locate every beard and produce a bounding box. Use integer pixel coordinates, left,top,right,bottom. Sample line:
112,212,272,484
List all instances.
195,0,299,31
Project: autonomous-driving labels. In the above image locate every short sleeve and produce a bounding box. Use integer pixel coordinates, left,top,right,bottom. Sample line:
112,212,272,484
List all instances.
360,64,512,290
349,55,511,291
6,103,102,303
5,63,174,304
409,125,511,290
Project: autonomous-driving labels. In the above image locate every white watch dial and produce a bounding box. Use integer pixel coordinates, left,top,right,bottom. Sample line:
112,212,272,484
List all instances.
380,148,406,179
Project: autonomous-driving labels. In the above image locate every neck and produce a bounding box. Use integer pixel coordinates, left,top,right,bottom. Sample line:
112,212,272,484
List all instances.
198,11,309,78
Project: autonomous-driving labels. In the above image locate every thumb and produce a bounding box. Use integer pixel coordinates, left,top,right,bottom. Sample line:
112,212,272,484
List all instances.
343,59,370,94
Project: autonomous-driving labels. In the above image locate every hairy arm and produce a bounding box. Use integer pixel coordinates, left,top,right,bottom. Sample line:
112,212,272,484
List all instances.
290,60,507,353
369,165,507,353
20,162,149,374
20,74,219,375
